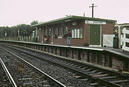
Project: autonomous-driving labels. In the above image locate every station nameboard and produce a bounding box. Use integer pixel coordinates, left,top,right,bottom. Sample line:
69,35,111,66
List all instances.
85,20,106,24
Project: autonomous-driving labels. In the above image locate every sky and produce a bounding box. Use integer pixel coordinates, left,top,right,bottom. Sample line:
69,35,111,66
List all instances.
0,0,129,26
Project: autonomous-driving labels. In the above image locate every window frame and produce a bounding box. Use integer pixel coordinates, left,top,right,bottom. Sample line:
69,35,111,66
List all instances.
72,28,83,38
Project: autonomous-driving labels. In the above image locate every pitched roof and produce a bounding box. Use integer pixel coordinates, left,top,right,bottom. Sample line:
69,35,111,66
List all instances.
33,15,116,27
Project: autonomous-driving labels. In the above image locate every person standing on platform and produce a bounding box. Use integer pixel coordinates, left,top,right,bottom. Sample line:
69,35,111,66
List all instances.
67,30,72,46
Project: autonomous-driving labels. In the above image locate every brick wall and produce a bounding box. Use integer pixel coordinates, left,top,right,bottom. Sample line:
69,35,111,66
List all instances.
102,22,114,34
37,21,114,46
53,21,87,46
84,24,90,45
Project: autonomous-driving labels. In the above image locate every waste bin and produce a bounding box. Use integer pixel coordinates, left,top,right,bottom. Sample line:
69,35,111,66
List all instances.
113,36,118,48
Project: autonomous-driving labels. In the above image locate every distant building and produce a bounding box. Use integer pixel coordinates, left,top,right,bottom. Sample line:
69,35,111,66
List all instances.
33,15,116,47
115,23,129,51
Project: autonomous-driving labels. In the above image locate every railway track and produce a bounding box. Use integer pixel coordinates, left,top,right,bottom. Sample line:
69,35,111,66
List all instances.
0,57,15,87
1,45,92,87
0,47,66,87
1,44,129,87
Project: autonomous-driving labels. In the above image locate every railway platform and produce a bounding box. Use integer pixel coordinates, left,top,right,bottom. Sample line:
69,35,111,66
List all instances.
0,40,129,87
0,40,129,73
1,43,129,87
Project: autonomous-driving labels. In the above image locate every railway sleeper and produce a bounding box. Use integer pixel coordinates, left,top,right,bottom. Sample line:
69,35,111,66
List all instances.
89,72,104,76
90,82,98,86
43,84,50,86
99,76,117,79
111,80,129,83
92,74,109,78
4,45,129,87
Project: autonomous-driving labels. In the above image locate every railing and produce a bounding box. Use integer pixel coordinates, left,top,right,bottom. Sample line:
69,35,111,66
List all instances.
122,27,129,52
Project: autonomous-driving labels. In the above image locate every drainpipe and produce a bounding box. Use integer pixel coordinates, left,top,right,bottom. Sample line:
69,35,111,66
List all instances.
51,28,54,45
35,27,38,42
118,25,121,48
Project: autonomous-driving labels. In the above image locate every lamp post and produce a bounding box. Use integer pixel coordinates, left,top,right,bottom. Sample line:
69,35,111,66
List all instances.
89,0,97,18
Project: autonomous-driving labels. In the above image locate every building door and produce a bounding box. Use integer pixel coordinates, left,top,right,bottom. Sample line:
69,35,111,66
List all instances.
90,25,101,46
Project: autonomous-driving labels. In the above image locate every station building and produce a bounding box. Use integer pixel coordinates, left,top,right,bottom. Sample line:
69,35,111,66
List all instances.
33,16,116,47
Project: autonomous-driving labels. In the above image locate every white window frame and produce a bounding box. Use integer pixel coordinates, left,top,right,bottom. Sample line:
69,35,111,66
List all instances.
72,28,83,38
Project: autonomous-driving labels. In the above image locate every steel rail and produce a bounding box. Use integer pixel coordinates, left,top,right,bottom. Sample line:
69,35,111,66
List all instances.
2,45,128,87
4,48,66,87
0,57,17,87
6,46,125,87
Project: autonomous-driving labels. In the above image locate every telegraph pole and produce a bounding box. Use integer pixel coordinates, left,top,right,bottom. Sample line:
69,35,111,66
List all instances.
89,3,97,18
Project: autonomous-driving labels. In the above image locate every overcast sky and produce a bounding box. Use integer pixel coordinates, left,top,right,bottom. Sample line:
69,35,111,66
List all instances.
0,0,129,26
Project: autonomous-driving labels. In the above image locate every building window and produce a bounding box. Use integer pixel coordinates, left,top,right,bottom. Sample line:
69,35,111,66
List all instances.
126,27,129,30
59,27,63,36
53,27,55,35
64,26,68,34
62,27,65,35
48,28,51,36
72,28,83,38
57,27,60,36
57,26,64,38
54,27,58,35
126,34,129,39
53,27,58,38
47,28,49,36
45,28,47,36
126,42,129,47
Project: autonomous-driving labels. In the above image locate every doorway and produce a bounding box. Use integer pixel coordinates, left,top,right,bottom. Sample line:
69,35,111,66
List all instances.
90,24,101,47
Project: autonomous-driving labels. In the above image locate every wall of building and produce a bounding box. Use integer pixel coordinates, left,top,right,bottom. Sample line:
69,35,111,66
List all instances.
102,22,114,34
83,24,90,46
101,22,114,46
37,21,114,46
49,20,87,46
38,29,43,43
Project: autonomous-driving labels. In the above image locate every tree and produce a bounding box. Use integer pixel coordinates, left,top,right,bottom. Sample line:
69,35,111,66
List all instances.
0,20,38,41
30,21,38,25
